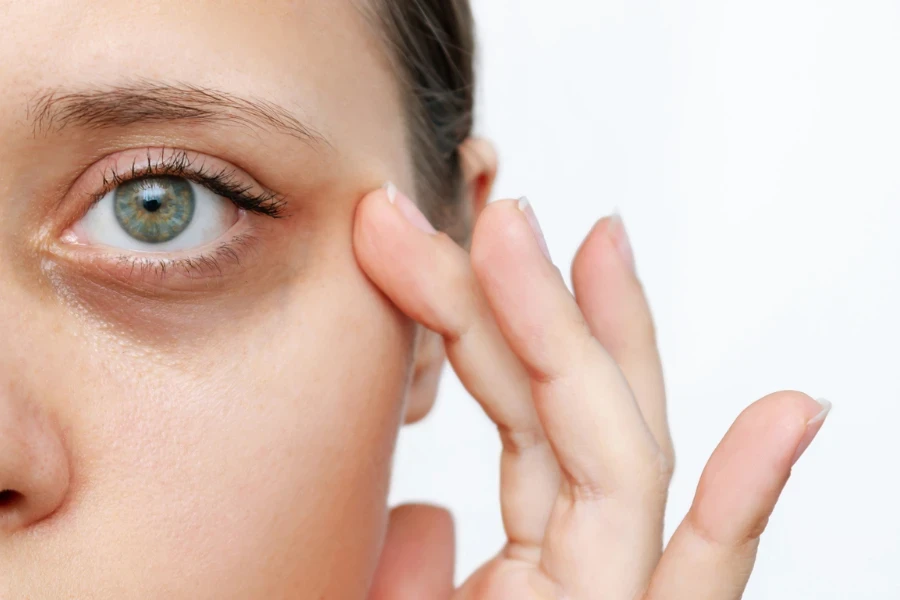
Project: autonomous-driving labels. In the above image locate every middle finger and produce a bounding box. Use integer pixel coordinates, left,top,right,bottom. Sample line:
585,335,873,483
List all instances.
471,198,667,598
353,184,560,558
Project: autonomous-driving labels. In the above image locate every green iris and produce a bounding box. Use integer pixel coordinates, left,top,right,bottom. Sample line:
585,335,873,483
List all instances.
114,176,195,243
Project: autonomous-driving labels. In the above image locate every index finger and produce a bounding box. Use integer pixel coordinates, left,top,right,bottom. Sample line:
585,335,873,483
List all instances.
352,184,560,554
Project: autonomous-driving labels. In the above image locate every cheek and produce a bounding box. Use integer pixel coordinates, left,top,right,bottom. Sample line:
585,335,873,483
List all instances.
22,261,414,597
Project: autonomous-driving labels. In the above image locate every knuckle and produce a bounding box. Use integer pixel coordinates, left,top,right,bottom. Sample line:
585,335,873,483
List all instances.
520,315,594,386
745,513,771,542
686,505,766,552
655,446,676,486
496,424,548,455
568,480,607,504
567,443,673,508
685,508,722,548
620,444,674,502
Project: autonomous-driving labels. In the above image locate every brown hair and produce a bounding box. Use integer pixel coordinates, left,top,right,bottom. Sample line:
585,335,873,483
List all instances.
370,0,476,240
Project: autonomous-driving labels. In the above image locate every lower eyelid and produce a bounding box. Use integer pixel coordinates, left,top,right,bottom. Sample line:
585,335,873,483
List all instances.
46,227,266,293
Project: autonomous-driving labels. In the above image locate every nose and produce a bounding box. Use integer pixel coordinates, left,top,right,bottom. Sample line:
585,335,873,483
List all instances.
0,385,70,534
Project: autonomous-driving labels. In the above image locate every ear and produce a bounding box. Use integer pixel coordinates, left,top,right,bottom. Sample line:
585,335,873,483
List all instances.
459,137,498,219
404,326,446,424
404,137,498,425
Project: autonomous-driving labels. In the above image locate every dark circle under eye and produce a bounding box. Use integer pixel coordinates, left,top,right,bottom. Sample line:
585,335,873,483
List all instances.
114,176,195,243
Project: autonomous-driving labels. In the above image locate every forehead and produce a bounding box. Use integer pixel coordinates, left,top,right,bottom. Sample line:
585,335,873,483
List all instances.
3,1,363,88
0,0,404,170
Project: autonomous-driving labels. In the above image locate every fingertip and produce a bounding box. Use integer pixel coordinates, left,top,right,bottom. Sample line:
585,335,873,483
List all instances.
709,392,826,484
764,392,832,465
353,182,436,276
354,182,429,240
470,198,524,258
352,185,396,257
572,217,616,293
389,503,456,539
353,184,482,340
352,184,427,321
574,215,615,258
571,215,656,359
691,391,830,545
371,504,456,600
572,215,636,288
358,183,395,217
470,198,548,300
740,391,831,453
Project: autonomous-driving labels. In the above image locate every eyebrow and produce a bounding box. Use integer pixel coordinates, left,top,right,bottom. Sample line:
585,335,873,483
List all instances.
26,79,331,148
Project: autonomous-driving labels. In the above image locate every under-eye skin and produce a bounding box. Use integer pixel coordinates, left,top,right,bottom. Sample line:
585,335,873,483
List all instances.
54,147,288,284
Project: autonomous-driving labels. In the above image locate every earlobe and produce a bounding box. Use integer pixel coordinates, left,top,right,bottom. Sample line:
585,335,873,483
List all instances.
459,137,498,218
403,138,495,425
404,326,446,425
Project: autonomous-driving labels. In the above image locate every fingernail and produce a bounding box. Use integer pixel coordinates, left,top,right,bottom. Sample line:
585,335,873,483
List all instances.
517,196,551,261
608,211,636,274
792,398,832,465
383,182,436,234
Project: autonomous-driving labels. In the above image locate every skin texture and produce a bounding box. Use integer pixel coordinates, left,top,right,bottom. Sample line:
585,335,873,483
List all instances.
0,1,829,598
0,1,425,598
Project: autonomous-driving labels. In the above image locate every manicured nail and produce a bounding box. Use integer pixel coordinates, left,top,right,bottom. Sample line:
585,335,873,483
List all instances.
383,182,436,234
517,196,551,261
608,211,636,274
792,398,832,465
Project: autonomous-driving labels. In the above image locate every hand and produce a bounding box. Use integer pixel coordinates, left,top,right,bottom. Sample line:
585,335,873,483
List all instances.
354,186,830,600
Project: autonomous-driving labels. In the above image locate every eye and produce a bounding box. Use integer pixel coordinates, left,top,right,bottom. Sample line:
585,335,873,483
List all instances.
53,148,289,286
72,175,238,253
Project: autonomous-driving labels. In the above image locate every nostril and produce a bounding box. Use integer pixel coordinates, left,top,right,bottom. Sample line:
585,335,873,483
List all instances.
0,489,24,509
0,400,71,532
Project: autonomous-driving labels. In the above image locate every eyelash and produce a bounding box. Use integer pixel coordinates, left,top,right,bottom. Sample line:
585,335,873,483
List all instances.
108,232,260,282
65,147,284,283
89,147,287,219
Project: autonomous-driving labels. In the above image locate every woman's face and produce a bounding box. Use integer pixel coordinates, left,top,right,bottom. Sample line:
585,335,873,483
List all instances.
0,1,425,597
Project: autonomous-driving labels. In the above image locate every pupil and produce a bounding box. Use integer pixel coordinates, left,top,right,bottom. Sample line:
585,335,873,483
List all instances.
142,197,162,212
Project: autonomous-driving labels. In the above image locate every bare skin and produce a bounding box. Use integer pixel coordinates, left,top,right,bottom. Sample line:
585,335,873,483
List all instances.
0,1,828,598
1,1,420,597
360,187,830,599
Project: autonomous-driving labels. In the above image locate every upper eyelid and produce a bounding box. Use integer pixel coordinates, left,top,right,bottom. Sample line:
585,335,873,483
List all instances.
96,147,246,190
84,147,279,207
97,149,246,197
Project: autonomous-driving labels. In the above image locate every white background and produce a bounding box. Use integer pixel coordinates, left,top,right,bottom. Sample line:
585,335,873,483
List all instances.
389,1,900,597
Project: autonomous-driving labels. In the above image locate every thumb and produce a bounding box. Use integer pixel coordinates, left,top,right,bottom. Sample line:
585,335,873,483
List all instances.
369,504,456,600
